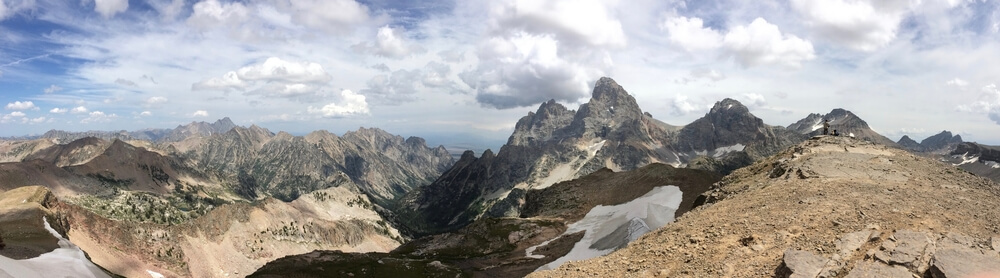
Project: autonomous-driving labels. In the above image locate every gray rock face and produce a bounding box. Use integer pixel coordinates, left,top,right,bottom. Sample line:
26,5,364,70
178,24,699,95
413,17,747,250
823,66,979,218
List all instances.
779,249,828,278
162,117,237,142
175,126,453,205
835,230,879,259
398,77,808,236
875,230,934,272
928,248,1000,278
897,135,921,151
844,261,911,278
920,131,963,151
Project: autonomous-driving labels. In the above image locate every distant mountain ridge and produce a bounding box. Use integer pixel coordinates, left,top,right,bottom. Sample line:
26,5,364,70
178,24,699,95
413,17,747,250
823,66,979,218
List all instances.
896,130,963,153
8,117,239,144
787,108,897,146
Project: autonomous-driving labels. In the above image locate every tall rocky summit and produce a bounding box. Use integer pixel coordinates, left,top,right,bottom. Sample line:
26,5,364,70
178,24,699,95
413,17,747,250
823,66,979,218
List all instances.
397,77,801,236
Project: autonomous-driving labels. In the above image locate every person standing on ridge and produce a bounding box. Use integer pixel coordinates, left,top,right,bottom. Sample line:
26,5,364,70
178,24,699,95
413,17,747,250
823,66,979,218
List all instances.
823,119,830,135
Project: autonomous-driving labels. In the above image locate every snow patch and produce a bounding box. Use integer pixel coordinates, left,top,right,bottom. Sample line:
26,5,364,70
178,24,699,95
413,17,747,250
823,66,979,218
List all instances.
147,270,165,278
711,144,745,158
0,217,111,278
985,160,1000,169
532,140,606,190
811,118,824,132
527,186,682,271
952,152,980,166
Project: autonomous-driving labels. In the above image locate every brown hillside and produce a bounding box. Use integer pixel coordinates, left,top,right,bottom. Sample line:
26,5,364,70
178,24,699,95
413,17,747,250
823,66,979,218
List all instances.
531,136,1000,278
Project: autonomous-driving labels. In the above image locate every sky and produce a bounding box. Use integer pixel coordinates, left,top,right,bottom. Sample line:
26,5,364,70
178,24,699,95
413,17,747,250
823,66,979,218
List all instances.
1,0,999,147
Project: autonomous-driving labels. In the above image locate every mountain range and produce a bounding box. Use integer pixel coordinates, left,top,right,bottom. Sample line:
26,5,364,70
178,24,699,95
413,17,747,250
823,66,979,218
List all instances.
2,77,994,277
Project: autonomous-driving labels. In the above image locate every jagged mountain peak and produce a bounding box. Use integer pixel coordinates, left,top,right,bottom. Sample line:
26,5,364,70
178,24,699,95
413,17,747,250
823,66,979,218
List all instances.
919,130,963,151
788,108,896,147
823,108,869,128
708,98,750,115
591,77,628,101
481,149,495,159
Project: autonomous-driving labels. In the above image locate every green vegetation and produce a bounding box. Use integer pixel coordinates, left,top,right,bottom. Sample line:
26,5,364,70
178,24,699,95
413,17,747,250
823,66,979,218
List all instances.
73,183,229,225
346,196,373,209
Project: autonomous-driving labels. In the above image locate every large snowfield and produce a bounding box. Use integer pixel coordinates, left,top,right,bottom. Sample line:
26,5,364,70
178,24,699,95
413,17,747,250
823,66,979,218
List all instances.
529,185,682,271
0,217,110,278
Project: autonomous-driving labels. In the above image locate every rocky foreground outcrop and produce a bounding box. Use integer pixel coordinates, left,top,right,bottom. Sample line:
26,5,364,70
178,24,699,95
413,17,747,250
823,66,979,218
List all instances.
531,136,1000,277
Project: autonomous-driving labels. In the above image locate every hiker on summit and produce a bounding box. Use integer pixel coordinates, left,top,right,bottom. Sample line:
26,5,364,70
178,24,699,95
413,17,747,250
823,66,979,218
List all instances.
823,120,830,135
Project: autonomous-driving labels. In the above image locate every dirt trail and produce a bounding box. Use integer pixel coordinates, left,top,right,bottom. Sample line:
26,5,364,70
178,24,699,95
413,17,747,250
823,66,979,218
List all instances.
531,136,1000,277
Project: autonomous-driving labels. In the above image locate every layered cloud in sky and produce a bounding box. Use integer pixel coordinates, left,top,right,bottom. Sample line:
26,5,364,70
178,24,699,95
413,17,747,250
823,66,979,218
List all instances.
0,0,999,144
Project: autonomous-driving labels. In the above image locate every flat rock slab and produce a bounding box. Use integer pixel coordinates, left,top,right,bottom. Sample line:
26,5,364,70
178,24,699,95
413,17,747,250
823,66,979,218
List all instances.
929,248,1000,278
781,249,828,278
844,261,912,278
877,230,932,271
836,230,878,258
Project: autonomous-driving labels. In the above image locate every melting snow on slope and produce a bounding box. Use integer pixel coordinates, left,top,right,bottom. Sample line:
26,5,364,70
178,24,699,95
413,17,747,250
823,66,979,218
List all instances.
146,270,165,278
532,140,606,190
527,185,682,271
952,152,980,166
985,161,1000,169
811,118,824,131
0,217,111,278
711,144,745,158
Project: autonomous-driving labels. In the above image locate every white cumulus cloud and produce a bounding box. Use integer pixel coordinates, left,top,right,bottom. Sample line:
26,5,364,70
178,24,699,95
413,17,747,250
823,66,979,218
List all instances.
661,16,724,52
145,96,169,106
70,106,89,114
273,0,371,34
81,111,117,124
50,108,68,114
194,57,335,102
193,71,245,91
29,116,47,124
6,101,38,111
192,110,209,117
491,0,626,48
791,0,910,51
308,90,370,117
236,57,331,83
723,18,816,68
957,84,1000,125
352,26,426,59
140,111,152,116
461,32,607,109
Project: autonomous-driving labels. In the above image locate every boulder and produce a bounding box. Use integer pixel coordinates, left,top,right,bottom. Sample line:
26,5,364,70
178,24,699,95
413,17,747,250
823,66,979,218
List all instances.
928,248,1000,278
779,249,829,278
875,230,933,272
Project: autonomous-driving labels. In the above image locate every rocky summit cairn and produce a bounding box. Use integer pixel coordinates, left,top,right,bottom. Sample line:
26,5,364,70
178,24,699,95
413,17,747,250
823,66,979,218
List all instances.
530,136,1000,278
